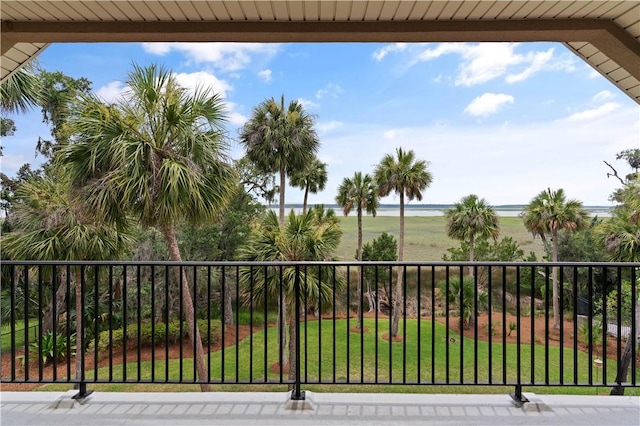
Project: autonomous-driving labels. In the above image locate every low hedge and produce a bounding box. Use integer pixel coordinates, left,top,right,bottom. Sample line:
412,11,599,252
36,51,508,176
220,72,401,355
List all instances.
90,319,222,354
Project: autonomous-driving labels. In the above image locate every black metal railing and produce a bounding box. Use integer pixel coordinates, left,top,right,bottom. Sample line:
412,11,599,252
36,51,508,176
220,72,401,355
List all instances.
1,261,638,400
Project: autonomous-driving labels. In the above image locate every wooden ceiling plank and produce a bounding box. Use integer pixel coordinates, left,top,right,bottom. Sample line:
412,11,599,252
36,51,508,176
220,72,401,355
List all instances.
494,1,526,19
109,1,144,21
390,0,415,20
510,1,546,19
527,0,562,19
439,1,466,20
455,0,481,19
32,1,78,20
254,1,275,20
603,2,638,20
404,0,430,19
363,1,385,20
286,0,305,20
568,1,605,18
627,84,640,99
153,2,182,20
422,1,447,19
615,7,640,28
333,0,352,21
91,1,131,20
577,44,600,57
588,51,611,66
222,1,247,20
175,1,202,20
349,0,367,20
0,3,29,20
271,0,290,20
608,67,630,81
190,1,217,20
20,1,60,21
379,1,401,20
617,75,639,87
319,0,334,21
598,60,621,74
128,2,161,21
2,55,20,69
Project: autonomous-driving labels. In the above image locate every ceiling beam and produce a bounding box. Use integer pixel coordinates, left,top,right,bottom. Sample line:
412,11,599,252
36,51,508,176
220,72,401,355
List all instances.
2,18,639,80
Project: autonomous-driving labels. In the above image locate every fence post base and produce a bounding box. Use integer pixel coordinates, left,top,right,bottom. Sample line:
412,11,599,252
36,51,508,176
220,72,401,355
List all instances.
290,389,306,401
509,386,529,407
72,383,94,401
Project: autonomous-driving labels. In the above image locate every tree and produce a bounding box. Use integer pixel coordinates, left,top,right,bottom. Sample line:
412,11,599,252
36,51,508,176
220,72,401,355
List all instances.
520,188,588,330
291,156,327,214
1,168,133,382
235,156,279,205
596,178,640,395
239,208,343,387
374,147,432,337
59,63,237,391
0,62,42,147
336,171,379,328
445,194,499,277
361,232,398,313
239,95,320,224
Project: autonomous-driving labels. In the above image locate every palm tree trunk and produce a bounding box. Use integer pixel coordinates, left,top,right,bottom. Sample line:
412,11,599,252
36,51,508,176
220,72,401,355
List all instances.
74,267,83,384
468,235,475,278
161,224,210,392
392,194,405,337
356,210,363,330
610,295,640,395
552,231,560,330
287,302,297,390
43,269,67,335
279,167,286,224
302,186,309,214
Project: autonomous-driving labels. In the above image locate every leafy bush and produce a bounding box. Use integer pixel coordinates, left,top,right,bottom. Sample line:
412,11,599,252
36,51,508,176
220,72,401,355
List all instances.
30,332,75,365
235,309,278,326
90,319,221,354
438,277,487,328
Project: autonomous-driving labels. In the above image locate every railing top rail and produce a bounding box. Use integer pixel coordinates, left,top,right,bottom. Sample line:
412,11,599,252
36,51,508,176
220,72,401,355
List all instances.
2,260,639,267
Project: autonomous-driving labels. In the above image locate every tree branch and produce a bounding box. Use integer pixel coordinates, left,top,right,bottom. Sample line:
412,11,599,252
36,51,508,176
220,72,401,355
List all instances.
604,160,627,186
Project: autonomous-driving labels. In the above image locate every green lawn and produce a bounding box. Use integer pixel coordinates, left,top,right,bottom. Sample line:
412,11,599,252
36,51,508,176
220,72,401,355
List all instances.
336,216,544,261
40,318,639,395
1,320,38,353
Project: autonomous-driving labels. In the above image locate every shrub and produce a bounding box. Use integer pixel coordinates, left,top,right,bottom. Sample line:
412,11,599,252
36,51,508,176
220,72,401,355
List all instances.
30,332,75,365
438,277,488,328
90,319,222,354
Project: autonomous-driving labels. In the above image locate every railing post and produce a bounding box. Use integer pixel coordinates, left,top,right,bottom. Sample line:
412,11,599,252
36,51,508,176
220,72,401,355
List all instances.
509,385,528,407
291,264,305,401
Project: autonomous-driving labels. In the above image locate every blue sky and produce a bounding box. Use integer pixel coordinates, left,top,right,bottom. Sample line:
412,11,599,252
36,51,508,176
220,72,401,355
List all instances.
2,41,639,206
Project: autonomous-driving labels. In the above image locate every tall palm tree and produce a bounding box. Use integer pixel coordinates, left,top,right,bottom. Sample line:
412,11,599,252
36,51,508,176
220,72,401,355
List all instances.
520,188,588,330
336,171,379,328
374,148,432,337
239,208,343,386
2,168,133,383
59,63,237,391
290,156,328,214
446,194,500,277
239,95,320,224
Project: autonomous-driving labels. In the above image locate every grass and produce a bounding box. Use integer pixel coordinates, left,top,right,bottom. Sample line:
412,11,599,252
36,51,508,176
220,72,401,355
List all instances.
1,320,38,353
336,216,544,261
37,318,639,395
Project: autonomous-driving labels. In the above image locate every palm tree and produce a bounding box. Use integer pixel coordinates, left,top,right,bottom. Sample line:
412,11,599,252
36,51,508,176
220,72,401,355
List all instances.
2,168,133,383
59,63,237,391
446,194,500,277
336,171,379,328
0,62,41,114
520,188,588,330
239,95,320,224
290,156,327,213
597,182,640,395
239,208,343,386
374,147,432,337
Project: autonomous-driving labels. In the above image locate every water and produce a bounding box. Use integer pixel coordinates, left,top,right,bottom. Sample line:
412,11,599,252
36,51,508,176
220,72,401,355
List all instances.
269,204,613,217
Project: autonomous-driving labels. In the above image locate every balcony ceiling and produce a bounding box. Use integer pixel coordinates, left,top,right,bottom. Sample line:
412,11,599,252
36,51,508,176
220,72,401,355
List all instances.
1,1,639,104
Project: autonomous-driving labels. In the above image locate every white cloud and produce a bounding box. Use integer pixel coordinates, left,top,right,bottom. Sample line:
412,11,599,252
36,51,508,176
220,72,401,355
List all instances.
375,42,574,86
505,49,554,83
174,71,232,98
297,97,319,109
141,42,280,72
96,81,127,103
383,129,399,139
593,90,615,103
258,69,272,83
316,83,343,100
561,102,620,122
373,43,407,61
317,120,343,133
464,93,515,117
